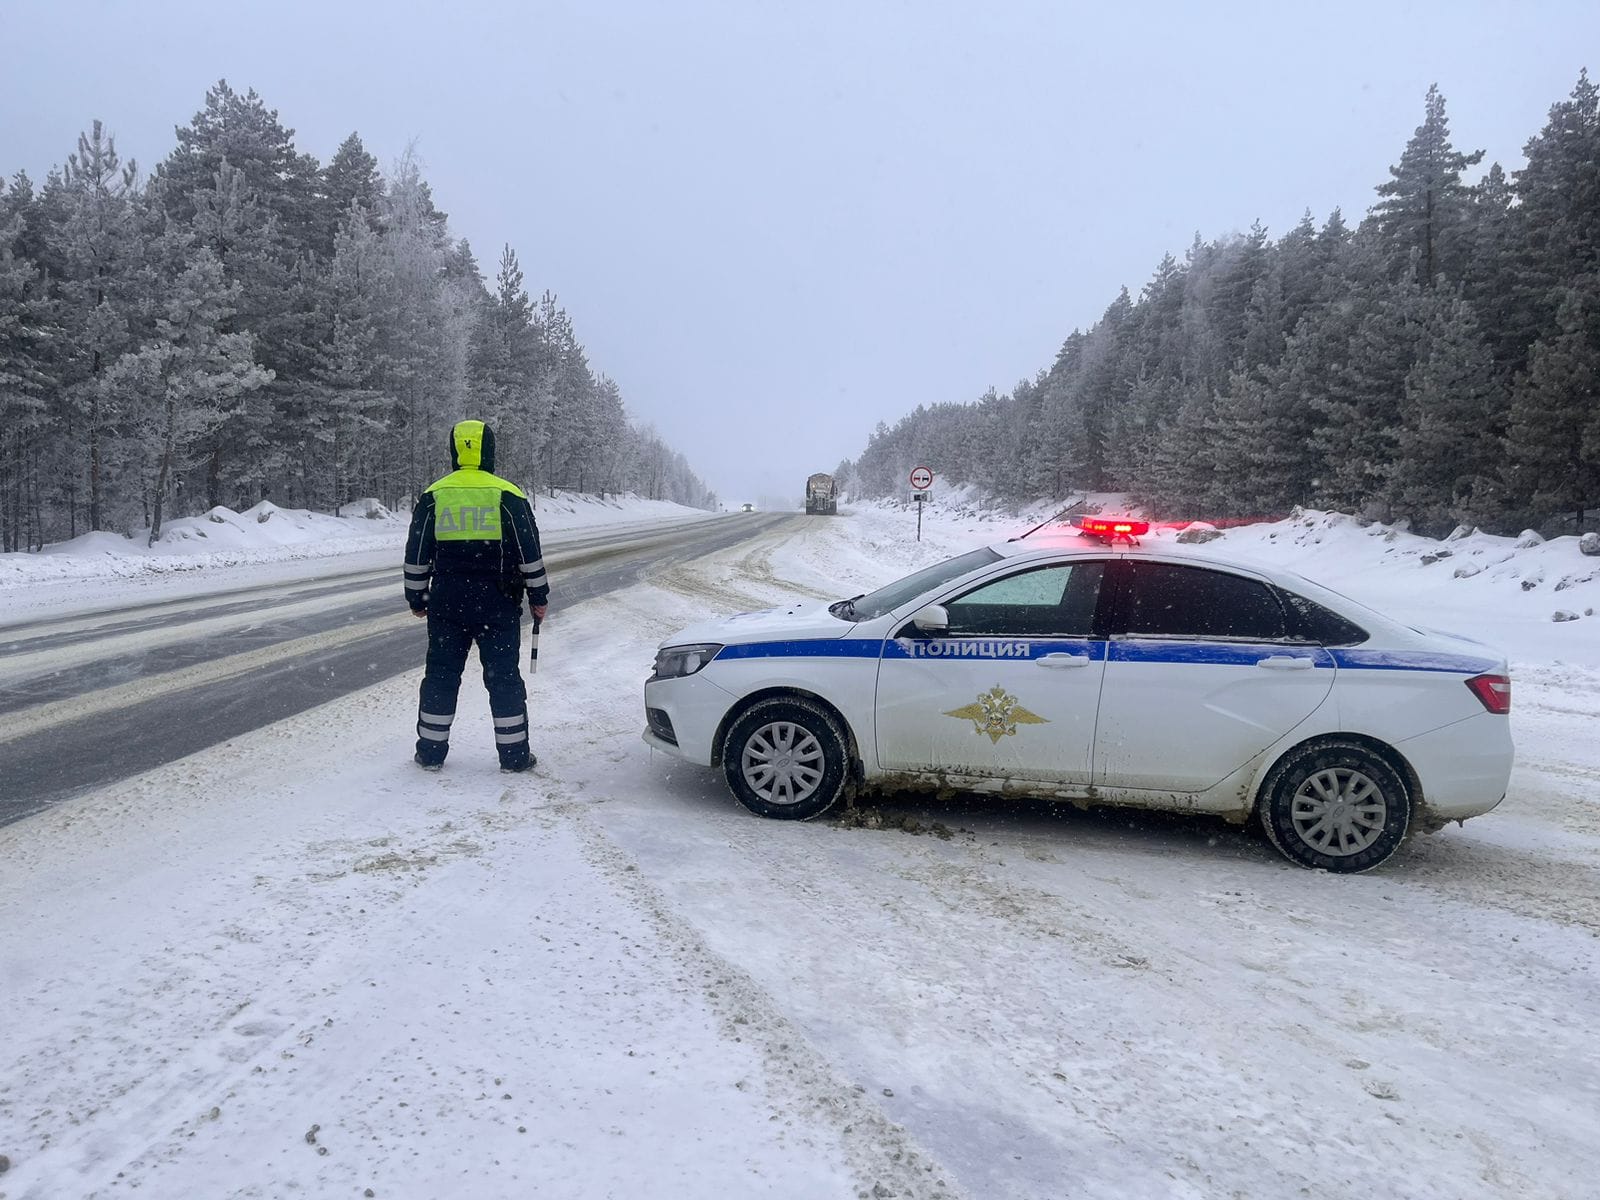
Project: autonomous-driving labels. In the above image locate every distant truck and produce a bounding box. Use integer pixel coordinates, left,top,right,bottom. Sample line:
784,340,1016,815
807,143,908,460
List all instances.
805,473,838,516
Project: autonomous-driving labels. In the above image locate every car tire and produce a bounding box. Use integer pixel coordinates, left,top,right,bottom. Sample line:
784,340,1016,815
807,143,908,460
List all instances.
1259,741,1411,873
722,697,851,821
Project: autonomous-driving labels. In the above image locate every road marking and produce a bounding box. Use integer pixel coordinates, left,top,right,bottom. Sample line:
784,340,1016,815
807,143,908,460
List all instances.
0,580,398,684
0,612,409,747
0,517,780,747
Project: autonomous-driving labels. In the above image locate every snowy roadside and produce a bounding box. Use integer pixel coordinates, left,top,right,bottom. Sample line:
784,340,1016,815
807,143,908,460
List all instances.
0,492,715,625
2,506,1598,1198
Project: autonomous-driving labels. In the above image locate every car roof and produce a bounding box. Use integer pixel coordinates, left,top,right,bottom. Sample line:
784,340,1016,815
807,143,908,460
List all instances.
986,531,1419,641
991,533,1274,577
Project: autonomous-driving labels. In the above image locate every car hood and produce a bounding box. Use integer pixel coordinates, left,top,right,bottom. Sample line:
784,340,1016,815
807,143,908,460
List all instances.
657,600,854,649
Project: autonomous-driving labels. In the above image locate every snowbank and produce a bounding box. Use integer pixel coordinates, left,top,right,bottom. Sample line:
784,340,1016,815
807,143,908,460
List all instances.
0,492,710,592
1166,509,1600,668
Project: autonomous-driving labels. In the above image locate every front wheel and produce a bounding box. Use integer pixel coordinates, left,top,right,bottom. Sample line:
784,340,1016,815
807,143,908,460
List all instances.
722,697,851,821
1259,742,1411,873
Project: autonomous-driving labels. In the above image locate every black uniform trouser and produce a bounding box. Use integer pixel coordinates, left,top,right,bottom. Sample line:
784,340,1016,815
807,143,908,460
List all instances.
415,580,530,768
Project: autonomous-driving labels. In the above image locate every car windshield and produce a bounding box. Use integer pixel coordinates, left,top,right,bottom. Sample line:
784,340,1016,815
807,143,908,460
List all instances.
833,547,1002,621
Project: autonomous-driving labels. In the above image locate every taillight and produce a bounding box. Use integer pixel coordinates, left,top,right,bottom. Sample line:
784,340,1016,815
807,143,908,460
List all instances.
1466,674,1511,714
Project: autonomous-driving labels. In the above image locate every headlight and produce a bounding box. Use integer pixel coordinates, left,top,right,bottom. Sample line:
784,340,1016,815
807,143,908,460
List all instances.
650,643,723,681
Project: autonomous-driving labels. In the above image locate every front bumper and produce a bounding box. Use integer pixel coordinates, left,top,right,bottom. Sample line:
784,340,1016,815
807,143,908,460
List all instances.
642,670,736,767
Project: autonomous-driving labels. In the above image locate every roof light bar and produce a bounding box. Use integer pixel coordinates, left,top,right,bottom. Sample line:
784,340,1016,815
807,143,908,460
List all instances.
1077,517,1149,543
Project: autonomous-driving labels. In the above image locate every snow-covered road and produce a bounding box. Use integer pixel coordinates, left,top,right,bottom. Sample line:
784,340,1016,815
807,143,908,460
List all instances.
0,513,772,822
1,508,1597,1199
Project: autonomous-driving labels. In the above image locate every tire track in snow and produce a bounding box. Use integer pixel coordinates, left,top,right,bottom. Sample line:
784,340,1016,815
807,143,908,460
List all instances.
567,803,967,1200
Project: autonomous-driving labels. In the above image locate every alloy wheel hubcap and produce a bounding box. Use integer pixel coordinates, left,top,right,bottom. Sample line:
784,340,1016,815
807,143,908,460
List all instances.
1290,768,1388,856
741,722,825,805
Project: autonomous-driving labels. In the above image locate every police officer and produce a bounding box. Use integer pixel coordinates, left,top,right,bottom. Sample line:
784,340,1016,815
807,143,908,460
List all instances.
403,419,548,772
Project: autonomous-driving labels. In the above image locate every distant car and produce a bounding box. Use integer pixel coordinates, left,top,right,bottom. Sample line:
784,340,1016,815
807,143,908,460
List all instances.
741,503,755,512
643,522,1513,872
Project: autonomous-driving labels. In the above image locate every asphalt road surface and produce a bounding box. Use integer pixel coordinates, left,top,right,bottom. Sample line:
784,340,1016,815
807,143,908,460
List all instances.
0,513,794,824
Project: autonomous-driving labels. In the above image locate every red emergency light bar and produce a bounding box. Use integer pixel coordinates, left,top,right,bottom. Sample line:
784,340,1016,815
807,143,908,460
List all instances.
1077,517,1149,542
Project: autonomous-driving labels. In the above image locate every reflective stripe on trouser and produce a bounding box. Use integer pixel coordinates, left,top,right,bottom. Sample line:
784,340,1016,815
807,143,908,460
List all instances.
417,710,454,744
493,712,530,748
416,582,530,767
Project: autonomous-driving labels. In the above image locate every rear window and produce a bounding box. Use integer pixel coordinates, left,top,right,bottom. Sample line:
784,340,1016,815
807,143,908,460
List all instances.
1279,589,1369,646
1117,561,1288,641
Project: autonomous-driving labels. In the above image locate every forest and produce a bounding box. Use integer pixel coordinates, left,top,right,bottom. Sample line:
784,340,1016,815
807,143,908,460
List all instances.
841,74,1600,537
0,81,717,552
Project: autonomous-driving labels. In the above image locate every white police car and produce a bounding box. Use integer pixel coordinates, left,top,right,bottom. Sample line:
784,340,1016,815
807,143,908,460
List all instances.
643,520,1513,872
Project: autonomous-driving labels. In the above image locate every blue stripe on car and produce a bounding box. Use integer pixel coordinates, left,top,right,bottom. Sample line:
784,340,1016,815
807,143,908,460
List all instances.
714,638,884,660
712,639,1495,674
1107,642,1334,667
1328,648,1498,674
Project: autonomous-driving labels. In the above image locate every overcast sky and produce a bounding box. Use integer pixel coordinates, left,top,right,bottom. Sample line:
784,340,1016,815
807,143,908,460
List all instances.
3,1,1594,505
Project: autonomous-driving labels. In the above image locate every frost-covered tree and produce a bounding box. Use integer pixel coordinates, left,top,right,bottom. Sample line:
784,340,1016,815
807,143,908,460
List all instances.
41,121,141,532
0,184,53,551
1392,292,1507,532
1504,280,1600,530
317,133,383,257
1372,84,1484,286
106,247,273,543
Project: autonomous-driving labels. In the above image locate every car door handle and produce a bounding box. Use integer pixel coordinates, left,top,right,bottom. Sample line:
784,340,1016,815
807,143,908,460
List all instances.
1037,653,1091,669
1257,655,1314,671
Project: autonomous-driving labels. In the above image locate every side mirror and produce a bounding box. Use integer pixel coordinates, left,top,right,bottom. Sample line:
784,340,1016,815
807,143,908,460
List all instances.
910,604,950,636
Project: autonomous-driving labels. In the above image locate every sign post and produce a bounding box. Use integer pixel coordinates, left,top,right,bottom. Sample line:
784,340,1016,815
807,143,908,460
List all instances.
909,466,934,541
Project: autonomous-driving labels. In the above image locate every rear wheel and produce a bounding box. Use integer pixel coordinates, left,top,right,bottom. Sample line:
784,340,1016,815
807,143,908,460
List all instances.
1260,742,1411,873
722,697,851,821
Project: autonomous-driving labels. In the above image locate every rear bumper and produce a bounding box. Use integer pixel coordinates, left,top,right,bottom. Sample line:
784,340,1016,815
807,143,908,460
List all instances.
1398,712,1514,823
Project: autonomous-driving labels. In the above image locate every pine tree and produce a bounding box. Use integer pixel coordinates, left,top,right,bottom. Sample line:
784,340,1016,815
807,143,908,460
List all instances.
1305,270,1426,514
182,158,287,507
1392,292,1507,532
106,246,273,543
317,133,383,257
1208,363,1311,518
1509,70,1600,369
158,80,322,251
310,202,390,510
0,187,53,551
44,121,141,532
1276,210,1322,333
1372,85,1484,286
1076,288,1134,489
469,244,543,477
1461,162,1524,373
1504,280,1600,530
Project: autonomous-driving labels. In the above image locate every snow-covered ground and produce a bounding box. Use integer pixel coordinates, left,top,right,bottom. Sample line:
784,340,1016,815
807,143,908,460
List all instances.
0,492,712,625
2,503,1598,1198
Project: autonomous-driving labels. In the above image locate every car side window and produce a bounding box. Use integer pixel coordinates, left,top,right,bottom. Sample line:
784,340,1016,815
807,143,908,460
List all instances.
1117,561,1287,641
944,562,1105,638
1279,589,1369,645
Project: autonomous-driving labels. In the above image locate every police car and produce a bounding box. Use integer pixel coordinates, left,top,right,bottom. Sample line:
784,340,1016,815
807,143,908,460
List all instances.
642,519,1513,872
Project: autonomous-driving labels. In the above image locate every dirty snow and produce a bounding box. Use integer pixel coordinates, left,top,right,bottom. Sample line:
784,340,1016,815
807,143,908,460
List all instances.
2,504,1598,1198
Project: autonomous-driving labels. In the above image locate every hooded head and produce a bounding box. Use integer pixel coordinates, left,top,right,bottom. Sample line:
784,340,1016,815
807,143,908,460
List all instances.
449,420,496,472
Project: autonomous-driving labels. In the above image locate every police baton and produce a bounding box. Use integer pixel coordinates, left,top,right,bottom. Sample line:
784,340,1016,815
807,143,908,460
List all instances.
529,615,541,674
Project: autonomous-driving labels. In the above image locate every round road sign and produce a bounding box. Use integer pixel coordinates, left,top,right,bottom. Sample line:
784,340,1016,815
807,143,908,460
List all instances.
909,466,934,490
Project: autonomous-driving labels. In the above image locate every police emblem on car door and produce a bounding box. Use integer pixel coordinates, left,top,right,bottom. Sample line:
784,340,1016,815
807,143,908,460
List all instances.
875,560,1108,783
944,685,1049,743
